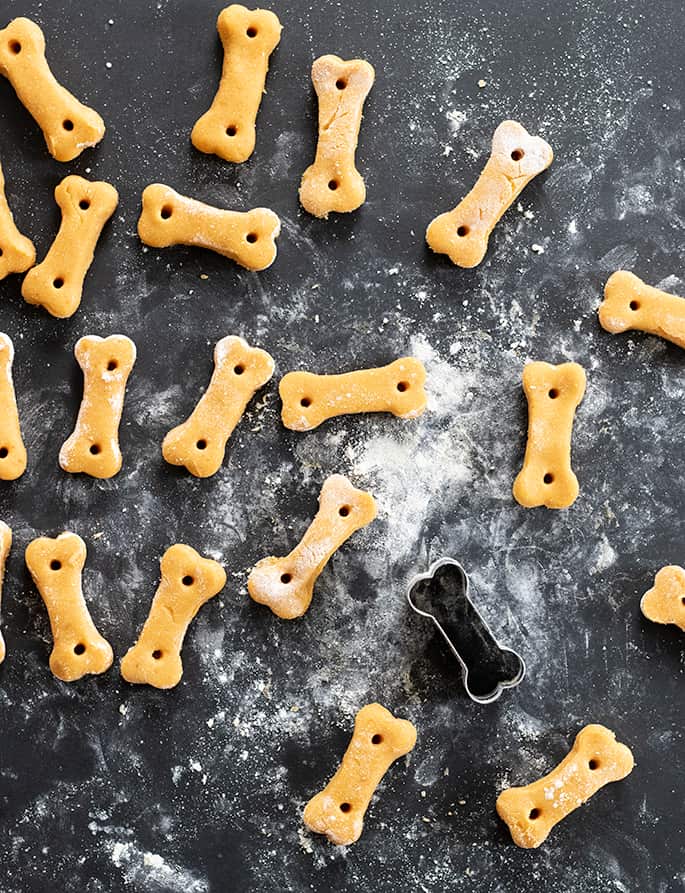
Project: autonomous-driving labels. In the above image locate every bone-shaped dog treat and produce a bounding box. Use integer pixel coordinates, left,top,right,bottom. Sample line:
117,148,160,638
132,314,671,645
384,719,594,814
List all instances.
513,361,586,510
0,333,27,481
641,566,685,632
0,162,35,279
426,120,553,268
25,532,113,682
279,357,427,431
0,522,11,663
496,724,634,849
191,5,282,163
248,474,376,619
59,335,136,479
163,335,274,478
299,54,375,219
0,18,105,162
599,271,685,349
138,184,280,271
304,703,416,845
21,176,118,318
120,544,226,689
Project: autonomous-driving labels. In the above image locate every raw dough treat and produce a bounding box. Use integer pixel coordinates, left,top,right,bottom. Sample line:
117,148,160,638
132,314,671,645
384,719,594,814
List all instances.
0,333,27,481
248,474,376,619
599,271,685,349
163,335,274,478
303,703,417,845
191,5,282,163
299,54,375,218
0,521,11,663
120,544,226,689
496,724,634,849
640,566,685,631
0,162,35,279
21,176,118,318
426,120,553,268
280,357,427,431
137,184,281,271
59,335,136,479
25,532,113,682
0,18,105,162
513,361,586,510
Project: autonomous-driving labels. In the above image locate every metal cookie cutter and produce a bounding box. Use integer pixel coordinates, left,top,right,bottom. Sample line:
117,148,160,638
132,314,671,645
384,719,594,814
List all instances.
407,557,525,704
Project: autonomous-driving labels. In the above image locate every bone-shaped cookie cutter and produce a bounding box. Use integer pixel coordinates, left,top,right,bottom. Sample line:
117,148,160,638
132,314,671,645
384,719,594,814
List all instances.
0,18,105,162
191,4,282,163
407,558,525,704
279,357,427,431
25,532,113,682
513,361,586,510
496,724,634,848
0,333,27,481
426,120,553,268
21,176,118,318
641,566,685,632
600,271,685,350
0,521,11,664
120,544,226,689
299,54,375,219
59,335,137,479
0,161,35,279
248,474,377,619
137,184,281,271
303,703,417,845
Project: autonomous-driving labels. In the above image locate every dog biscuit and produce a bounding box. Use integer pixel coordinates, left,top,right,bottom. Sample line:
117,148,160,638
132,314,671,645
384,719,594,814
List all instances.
21,176,118,318
0,522,11,663
0,333,27,481
513,361,586,509
25,532,113,682
163,335,274,478
0,18,105,162
299,54,375,218
640,566,685,632
59,335,136,479
0,162,35,279
120,544,226,689
192,5,282,163
280,357,426,431
304,703,417,846
138,183,280,271
496,724,634,849
599,271,685,350
426,120,553,268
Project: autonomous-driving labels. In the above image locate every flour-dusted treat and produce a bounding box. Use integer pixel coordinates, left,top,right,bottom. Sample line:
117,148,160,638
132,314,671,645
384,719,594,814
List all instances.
513,361,586,509
120,544,226,689
0,521,11,664
192,4,282,163
137,184,281,271
21,176,118,318
599,271,685,349
59,335,136,479
0,333,27,481
163,335,274,478
299,54,375,218
496,724,634,849
641,566,685,631
25,532,113,682
304,703,417,845
0,18,105,162
0,162,35,279
248,474,376,619
279,356,426,431
426,120,553,268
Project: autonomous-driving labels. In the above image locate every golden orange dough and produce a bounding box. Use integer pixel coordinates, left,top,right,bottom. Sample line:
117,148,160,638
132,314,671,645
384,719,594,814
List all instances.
137,183,281,271
25,532,113,682
599,271,685,349
279,357,426,431
0,333,27,481
513,361,586,510
0,18,105,162
426,120,553,268
496,724,634,849
120,544,226,689
248,474,376,619
299,54,375,218
163,335,274,478
0,521,11,663
191,5,282,163
640,566,685,632
304,703,417,845
0,162,35,279
21,176,118,318
59,335,137,479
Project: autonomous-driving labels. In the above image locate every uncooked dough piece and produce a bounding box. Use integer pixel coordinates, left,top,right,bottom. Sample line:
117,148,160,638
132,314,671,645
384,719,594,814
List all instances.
599,271,685,349
0,162,35,279
640,566,685,631
0,521,11,663
0,333,27,481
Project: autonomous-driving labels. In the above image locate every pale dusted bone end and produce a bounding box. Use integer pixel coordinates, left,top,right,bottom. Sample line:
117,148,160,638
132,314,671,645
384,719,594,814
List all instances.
0,161,35,278
0,332,27,480
640,565,685,631
0,521,12,663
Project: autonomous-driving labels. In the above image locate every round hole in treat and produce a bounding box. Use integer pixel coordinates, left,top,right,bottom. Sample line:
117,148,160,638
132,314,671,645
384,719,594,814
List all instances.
246,26,258,37
681,596,685,605
9,41,21,54
234,365,244,375
0,248,3,257
53,277,64,289
152,649,163,660
457,225,469,237
160,205,173,220
300,397,311,408
182,575,194,586
50,560,62,571
0,447,7,459
328,179,339,191
529,807,541,820
339,802,352,813
548,388,559,399
246,232,258,243
196,439,207,450
338,505,350,517
62,119,74,131
73,643,86,655
280,573,292,584
511,148,525,161
79,199,90,211
543,472,554,484
371,733,383,744
397,381,409,392
335,78,347,90
226,125,237,136
90,444,101,455
107,360,118,371
588,759,600,770
629,300,640,311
